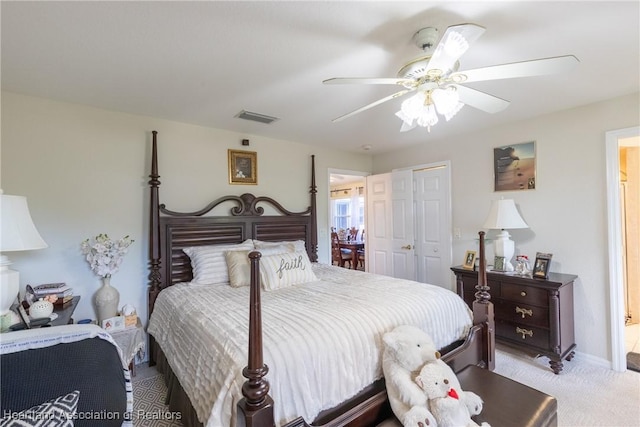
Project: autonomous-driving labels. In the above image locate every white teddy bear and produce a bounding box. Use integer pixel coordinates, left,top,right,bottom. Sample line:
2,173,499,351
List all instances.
415,361,490,427
382,325,442,427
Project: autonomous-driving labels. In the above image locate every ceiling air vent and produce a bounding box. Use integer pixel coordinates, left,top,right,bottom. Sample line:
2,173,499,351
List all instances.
235,110,279,124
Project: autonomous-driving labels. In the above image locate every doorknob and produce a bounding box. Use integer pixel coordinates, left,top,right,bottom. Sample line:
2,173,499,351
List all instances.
401,244,413,250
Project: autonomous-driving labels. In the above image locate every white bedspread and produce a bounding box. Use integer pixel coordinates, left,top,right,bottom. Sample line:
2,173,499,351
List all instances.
148,263,472,427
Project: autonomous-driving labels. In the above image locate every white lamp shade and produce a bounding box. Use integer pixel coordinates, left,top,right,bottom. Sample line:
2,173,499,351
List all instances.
482,199,528,230
1,194,48,252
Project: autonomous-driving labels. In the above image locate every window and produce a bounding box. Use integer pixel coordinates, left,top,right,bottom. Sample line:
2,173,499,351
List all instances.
330,184,365,232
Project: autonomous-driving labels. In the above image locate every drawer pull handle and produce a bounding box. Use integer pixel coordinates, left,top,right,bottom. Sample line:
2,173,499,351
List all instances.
520,291,527,297
516,327,533,340
515,306,533,318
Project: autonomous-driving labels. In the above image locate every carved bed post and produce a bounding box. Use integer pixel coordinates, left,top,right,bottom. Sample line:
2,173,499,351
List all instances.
237,251,275,427
148,130,162,365
473,231,496,370
309,155,318,262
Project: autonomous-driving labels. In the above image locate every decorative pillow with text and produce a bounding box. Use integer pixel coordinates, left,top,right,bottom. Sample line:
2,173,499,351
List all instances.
225,245,293,288
260,250,318,291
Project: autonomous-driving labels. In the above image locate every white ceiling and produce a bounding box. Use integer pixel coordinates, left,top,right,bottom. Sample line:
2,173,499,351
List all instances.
2,1,639,154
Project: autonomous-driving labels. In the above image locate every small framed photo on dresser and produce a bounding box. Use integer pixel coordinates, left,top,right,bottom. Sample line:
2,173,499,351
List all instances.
533,252,553,279
493,256,506,272
462,250,476,270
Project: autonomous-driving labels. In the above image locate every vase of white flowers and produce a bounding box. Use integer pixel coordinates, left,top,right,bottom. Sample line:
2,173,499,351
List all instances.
81,233,134,323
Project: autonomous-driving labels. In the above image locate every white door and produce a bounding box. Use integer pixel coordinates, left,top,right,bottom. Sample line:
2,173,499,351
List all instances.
366,170,415,279
413,165,452,288
366,163,452,286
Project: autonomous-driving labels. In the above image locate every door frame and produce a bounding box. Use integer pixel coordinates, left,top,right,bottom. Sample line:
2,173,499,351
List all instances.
606,126,640,372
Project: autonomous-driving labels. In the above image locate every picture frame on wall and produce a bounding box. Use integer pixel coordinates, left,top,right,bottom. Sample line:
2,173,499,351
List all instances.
228,149,257,185
533,252,553,279
462,250,477,270
493,141,536,192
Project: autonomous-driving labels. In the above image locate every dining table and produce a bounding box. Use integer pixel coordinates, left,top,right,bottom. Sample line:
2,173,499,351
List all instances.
338,239,365,269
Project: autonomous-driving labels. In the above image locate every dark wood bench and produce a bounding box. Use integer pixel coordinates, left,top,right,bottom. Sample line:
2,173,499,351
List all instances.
377,365,557,427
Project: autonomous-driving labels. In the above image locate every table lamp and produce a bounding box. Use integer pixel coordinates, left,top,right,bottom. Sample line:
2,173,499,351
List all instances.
0,192,48,318
482,198,528,271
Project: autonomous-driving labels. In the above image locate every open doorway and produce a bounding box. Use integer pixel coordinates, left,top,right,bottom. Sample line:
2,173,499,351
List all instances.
606,126,640,371
329,169,368,270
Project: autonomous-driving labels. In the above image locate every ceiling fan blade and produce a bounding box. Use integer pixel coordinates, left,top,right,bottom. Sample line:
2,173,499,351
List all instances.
453,55,579,83
323,77,411,86
455,85,510,114
332,89,413,122
426,24,486,75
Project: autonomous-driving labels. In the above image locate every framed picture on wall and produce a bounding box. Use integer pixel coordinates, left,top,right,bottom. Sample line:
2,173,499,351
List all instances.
493,141,536,192
228,149,257,185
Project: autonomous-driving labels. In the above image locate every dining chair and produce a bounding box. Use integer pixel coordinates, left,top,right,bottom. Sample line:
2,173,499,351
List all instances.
331,232,352,268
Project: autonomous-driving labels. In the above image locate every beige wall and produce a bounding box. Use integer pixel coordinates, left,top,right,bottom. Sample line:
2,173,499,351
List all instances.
3,90,639,364
1,92,373,325
372,92,640,363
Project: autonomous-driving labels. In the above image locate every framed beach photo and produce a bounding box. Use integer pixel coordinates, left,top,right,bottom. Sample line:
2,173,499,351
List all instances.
228,149,257,185
533,252,553,279
463,250,477,270
493,141,536,192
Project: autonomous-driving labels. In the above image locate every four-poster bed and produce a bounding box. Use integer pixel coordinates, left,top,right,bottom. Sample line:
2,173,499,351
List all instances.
146,131,495,427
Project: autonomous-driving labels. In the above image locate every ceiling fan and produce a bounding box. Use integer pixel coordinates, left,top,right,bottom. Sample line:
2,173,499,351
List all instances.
323,24,579,132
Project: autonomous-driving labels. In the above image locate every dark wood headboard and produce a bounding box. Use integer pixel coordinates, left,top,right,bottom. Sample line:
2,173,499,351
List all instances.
147,131,318,317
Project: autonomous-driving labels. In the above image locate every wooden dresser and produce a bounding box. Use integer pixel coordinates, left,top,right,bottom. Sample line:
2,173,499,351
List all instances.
451,266,577,374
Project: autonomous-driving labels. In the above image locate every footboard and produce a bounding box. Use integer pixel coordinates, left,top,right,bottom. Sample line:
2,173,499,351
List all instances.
237,231,495,427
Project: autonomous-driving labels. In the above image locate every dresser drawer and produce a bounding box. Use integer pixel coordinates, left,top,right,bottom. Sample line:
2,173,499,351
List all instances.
501,284,547,306
495,300,549,328
496,321,550,350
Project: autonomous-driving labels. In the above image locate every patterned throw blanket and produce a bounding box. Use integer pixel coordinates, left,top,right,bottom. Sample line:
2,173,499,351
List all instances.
1,324,133,426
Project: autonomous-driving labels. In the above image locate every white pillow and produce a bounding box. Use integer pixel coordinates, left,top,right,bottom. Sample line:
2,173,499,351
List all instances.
253,239,306,252
183,239,254,285
225,246,291,288
260,250,318,291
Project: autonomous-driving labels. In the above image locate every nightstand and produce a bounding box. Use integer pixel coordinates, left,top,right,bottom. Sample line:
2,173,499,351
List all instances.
109,319,145,376
51,296,80,326
451,266,577,374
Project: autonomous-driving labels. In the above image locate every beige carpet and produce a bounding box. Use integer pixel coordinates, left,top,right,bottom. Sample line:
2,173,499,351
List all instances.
132,347,640,427
494,346,640,427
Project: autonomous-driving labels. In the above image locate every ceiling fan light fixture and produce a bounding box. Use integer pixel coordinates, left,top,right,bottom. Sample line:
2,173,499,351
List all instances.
400,92,426,117
432,87,464,120
443,31,470,58
416,104,439,131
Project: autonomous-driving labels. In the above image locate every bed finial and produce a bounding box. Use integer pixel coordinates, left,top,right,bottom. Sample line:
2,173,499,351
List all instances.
473,230,495,370
148,130,162,346
237,251,275,426
309,155,318,262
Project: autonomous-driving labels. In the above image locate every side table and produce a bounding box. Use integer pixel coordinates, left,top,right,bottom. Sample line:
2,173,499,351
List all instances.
109,319,145,376
51,296,81,326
